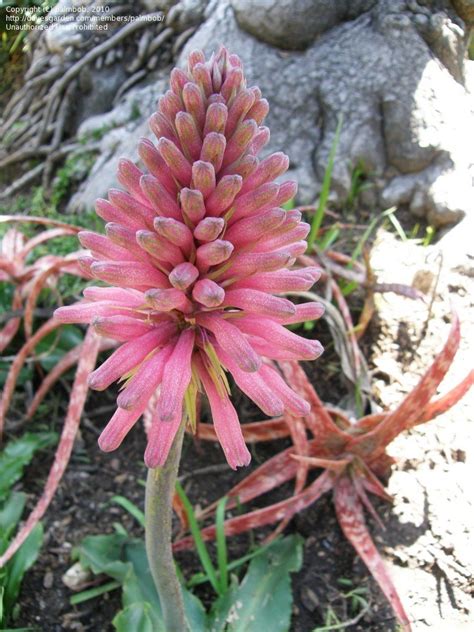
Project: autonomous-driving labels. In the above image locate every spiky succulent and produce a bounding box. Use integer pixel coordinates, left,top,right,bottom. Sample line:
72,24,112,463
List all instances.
55,47,323,469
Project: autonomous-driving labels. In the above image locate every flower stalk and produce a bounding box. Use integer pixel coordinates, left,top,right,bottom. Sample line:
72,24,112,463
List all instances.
145,422,186,632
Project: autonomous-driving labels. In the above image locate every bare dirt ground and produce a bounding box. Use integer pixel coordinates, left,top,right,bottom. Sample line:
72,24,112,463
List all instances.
368,225,474,631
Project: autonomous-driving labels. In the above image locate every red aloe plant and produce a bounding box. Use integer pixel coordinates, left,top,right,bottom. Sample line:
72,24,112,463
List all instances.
0,217,112,567
174,311,473,630
0,215,86,349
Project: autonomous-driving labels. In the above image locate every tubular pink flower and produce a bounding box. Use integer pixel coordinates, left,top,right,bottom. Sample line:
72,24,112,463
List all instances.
53,47,323,468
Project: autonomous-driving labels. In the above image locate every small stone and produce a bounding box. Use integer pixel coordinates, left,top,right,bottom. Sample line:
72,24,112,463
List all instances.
43,571,54,589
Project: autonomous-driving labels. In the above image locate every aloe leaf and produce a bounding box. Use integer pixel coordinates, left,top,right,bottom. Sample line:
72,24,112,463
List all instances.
210,535,303,632
0,433,57,503
334,476,411,631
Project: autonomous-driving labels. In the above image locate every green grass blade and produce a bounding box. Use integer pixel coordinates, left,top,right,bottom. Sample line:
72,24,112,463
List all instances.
387,211,407,242
110,496,145,528
319,225,340,252
307,114,343,251
70,580,121,605
215,497,228,593
175,481,220,596
350,206,396,263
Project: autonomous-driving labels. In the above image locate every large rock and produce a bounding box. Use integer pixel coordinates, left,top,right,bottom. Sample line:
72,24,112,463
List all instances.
70,0,474,228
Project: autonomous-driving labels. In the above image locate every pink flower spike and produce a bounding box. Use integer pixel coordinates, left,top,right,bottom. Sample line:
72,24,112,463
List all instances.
222,119,258,168
149,111,179,144
91,261,168,291
117,343,174,411
193,217,225,242
49,47,325,472
275,240,308,258
140,174,181,220
169,262,199,290
229,182,279,222
153,217,194,252
225,89,256,137
137,138,178,195
196,240,234,269
217,349,284,418
196,355,251,469
89,326,177,391
203,102,228,135
232,270,317,293
224,208,285,247
192,279,225,307
196,313,261,372
248,126,270,155
192,63,213,97
170,67,189,97
157,137,193,186
144,409,183,469
187,49,206,71
157,329,195,423
192,161,216,199
275,180,298,206
105,224,155,266
96,198,142,231
223,289,296,319
78,231,130,262
240,152,289,194
259,364,311,416
93,315,154,341
220,251,292,280
117,159,150,206
221,154,258,179
221,66,244,102
136,230,184,267
200,132,227,173
54,301,133,324
246,98,269,126
236,316,324,361
275,302,325,325
180,188,206,223
183,82,206,129
157,90,182,122
83,286,145,307
175,112,202,162
206,174,243,216
99,405,148,452
145,288,193,313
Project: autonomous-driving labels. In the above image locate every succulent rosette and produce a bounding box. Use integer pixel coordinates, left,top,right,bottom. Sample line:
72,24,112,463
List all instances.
55,47,324,469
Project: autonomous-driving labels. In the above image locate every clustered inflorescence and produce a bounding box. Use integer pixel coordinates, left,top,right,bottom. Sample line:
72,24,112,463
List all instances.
55,47,324,469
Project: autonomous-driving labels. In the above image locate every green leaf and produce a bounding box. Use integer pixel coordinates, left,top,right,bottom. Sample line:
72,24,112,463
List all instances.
210,535,303,632
176,481,220,595
70,580,121,605
110,496,145,528
75,534,207,632
0,433,57,503
307,115,343,250
113,602,156,632
0,492,27,547
215,497,228,593
3,524,43,617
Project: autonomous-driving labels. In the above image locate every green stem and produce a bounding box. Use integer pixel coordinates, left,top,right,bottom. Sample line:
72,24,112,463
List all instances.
145,422,187,632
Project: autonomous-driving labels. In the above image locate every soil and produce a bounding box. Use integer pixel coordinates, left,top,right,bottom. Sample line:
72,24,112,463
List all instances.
7,226,474,632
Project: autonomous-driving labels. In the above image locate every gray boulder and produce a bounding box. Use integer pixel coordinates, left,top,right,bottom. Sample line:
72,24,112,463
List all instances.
70,0,473,227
